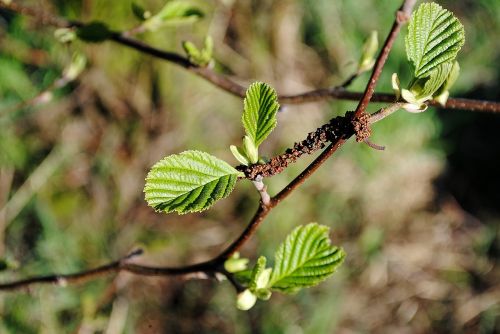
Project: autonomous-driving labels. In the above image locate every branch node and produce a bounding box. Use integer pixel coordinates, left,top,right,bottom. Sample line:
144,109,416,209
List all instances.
396,10,410,24
351,112,372,142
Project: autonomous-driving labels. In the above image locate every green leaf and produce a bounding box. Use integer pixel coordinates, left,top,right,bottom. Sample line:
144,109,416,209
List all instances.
76,22,112,43
200,35,214,63
434,60,460,105
224,252,249,273
269,223,345,293
143,1,204,31
242,82,280,147
230,145,250,166
182,36,213,66
144,151,240,214
182,41,201,61
249,256,270,291
358,30,378,73
248,256,272,302
405,2,465,78
242,135,258,164
409,61,453,100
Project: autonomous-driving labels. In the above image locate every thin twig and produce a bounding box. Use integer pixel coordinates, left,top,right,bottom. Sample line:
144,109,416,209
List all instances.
251,176,271,206
353,2,413,118
1,2,499,112
0,0,416,292
0,71,79,116
369,102,404,123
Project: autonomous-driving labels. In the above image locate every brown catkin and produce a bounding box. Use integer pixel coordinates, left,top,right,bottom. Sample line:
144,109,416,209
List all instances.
238,111,362,179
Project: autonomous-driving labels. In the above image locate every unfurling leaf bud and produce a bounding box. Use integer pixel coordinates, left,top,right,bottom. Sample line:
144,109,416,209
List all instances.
358,31,378,73
243,136,259,164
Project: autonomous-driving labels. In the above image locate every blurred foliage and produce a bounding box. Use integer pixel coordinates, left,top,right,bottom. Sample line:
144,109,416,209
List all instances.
0,0,499,333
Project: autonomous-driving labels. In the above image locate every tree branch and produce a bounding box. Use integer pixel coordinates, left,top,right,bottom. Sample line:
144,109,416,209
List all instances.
353,3,413,118
0,0,417,292
1,1,499,112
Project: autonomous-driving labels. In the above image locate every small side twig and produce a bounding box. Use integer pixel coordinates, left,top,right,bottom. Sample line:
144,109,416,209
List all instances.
252,175,271,206
369,102,404,123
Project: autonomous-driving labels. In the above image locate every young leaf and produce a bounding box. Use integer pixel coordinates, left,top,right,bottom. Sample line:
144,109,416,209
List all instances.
224,252,249,273
143,1,204,31
269,223,345,293
230,145,250,166
182,41,202,61
182,36,213,67
358,30,378,73
434,61,460,106
405,2,465,78
409,61,453,100
249,256,270,291
242,135,258,164
200,35,214,64
144,151,241,214
242,82,280,147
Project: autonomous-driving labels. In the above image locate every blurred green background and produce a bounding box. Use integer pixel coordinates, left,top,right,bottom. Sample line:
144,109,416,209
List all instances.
1,0,500,333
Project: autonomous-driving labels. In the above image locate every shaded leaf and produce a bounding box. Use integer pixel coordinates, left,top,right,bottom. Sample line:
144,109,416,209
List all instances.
269,223,345,293
143,1,204,31
144,151,240,214
358,30,378,73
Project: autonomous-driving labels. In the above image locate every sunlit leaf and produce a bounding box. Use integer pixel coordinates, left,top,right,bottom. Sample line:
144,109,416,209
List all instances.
406,2,464,78
242,82,279,147
269,223,345,293
409,61,453,99
144,151,241,214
